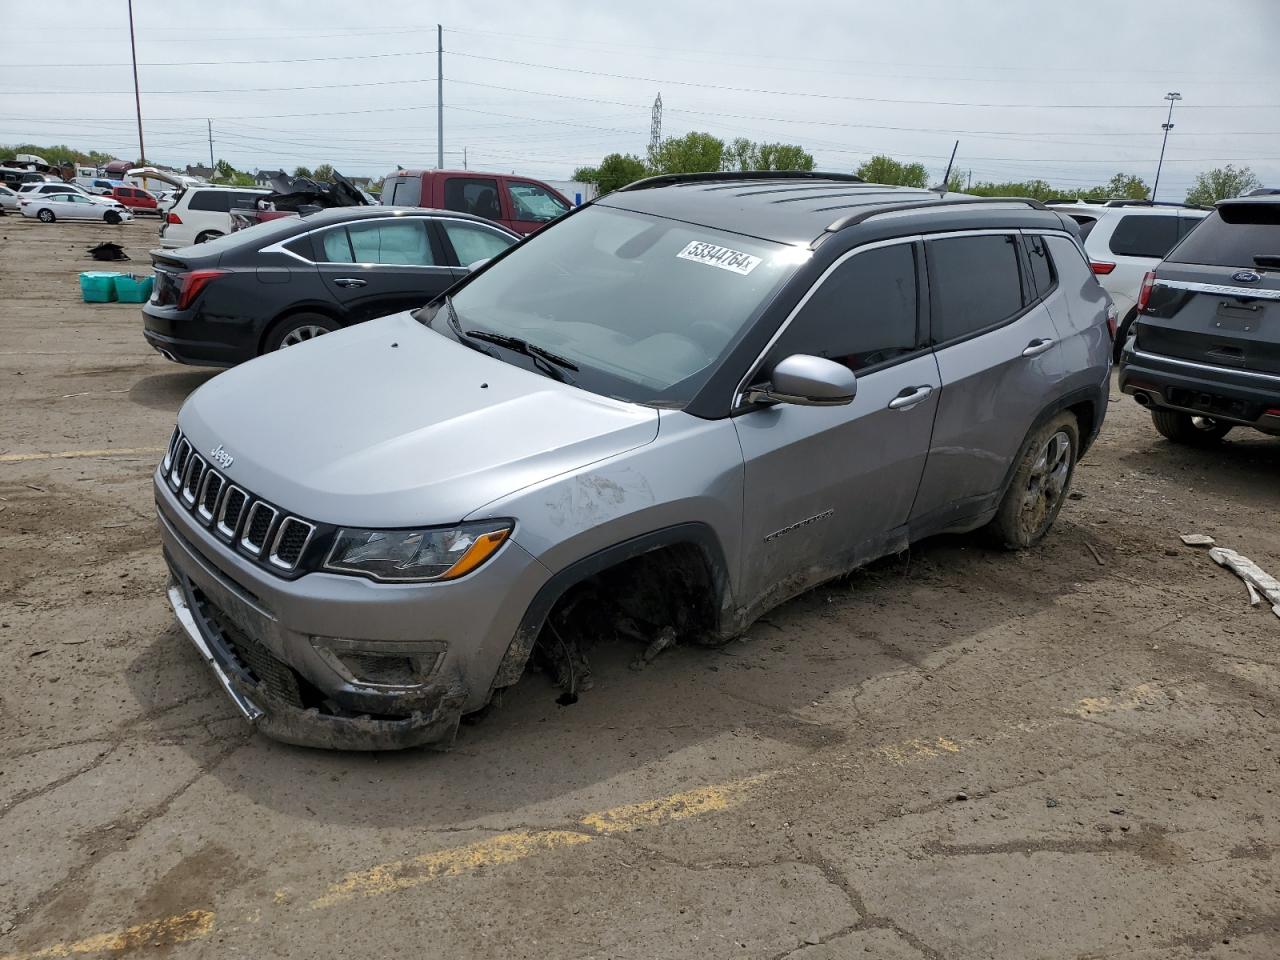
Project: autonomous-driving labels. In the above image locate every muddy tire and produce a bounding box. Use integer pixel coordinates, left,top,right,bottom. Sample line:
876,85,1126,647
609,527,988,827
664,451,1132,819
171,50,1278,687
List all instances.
104,210,122,225
264,313,340,353
195,230,223,244
37,208,55,223
989,412,1078,550
1150,409,1232,445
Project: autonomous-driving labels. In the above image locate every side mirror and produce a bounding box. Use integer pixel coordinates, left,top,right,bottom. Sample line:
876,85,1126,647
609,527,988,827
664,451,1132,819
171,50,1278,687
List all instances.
466,257,491,272
746,354,857,407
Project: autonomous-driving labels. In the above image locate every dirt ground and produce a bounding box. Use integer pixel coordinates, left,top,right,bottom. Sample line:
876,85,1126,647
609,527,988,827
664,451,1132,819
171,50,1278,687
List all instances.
1,215,1278,960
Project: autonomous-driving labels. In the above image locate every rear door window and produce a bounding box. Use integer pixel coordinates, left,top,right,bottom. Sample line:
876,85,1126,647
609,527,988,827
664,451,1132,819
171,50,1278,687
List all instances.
1167,203,1280,267
317,220,435,266
926,234,1026,344
1107,214,1182,258
188,191,230,213
764,242,921,374
442,177,502,221
441,220,516,266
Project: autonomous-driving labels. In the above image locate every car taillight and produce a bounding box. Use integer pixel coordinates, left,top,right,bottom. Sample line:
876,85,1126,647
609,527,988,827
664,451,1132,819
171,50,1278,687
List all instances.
1090,261,1116,275
166,212,183,224
176,269,228,310
1136,270,1156,313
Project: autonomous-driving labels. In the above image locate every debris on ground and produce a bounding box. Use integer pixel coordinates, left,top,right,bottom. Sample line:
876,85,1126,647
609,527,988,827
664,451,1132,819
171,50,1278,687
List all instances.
86,242,128,262
1208,547,1280,618
1181,533,1216,547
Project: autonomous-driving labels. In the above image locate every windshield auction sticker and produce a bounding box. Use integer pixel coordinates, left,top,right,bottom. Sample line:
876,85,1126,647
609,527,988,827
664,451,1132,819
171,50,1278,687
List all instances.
677,240,761,275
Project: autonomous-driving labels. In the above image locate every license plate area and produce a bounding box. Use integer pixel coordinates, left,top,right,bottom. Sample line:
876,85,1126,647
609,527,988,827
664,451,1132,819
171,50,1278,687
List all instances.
1214,300,1263,333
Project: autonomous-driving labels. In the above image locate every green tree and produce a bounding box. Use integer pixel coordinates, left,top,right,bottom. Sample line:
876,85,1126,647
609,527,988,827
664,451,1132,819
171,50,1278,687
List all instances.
648,131,724,175
211,159,255,186
1104,173,1149,200
1186,164,1262,205
571,165,599,184
963,179,1061,201
312,163,335,183
725,138,815,172
594,153,649,193
855,154,928,188
293,165,313,179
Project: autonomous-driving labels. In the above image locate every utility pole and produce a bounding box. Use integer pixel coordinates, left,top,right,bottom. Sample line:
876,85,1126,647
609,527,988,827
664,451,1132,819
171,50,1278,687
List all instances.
463,147,467,170
1151,91,1181,202
207,119,214,171
437,24,444,169
940,139,959,193
127,0,145,164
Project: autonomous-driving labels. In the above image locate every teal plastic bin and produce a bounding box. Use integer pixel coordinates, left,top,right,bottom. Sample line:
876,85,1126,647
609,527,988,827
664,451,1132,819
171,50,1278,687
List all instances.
112,273,155,304
80,271,122,303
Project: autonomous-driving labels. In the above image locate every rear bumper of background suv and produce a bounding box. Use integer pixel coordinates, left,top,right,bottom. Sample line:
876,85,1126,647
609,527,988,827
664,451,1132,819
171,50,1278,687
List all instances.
1119,346,1280,433
154,467,548,750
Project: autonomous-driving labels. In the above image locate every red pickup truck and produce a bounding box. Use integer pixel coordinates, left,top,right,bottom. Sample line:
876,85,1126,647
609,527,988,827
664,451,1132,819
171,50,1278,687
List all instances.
380,170,571,235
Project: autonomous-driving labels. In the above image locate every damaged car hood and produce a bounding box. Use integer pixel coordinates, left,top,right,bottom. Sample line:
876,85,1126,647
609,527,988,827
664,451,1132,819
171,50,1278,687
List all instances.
177,312,660,528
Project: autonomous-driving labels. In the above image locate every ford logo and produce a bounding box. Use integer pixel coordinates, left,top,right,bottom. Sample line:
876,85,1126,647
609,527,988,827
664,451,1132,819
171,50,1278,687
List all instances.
1232,270,1261,283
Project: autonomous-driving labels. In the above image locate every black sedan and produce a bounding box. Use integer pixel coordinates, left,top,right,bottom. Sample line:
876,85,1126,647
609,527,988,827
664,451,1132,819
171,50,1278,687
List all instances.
142,206,519,367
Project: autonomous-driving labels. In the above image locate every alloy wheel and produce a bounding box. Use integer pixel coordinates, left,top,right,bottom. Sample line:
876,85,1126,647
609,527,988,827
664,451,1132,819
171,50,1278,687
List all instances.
1019,430,1072,536
279,325,331,348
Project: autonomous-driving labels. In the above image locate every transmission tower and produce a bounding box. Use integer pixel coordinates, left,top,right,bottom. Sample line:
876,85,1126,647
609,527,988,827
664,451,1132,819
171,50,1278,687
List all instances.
649,93,663,155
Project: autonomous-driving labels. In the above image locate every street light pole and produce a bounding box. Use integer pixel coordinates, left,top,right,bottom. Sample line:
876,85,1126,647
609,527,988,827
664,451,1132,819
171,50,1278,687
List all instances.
1151,91,1181,202
127,0,146,164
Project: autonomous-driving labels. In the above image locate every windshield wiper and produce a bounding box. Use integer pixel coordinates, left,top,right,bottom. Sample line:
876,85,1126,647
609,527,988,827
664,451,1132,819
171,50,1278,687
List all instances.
438,296,495,357
464,329,579,382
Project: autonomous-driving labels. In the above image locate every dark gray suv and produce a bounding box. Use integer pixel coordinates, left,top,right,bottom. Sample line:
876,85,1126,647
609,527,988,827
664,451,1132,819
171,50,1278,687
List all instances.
1119,196,1280,443
156,172,1113,750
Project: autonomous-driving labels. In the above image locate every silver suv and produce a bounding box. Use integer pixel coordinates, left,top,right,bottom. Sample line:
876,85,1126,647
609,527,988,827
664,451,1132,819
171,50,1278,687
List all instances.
155,173,1113,750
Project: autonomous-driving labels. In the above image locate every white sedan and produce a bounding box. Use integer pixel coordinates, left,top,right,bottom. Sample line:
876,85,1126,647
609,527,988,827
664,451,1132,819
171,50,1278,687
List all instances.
0,185,19,212
20,192,133,224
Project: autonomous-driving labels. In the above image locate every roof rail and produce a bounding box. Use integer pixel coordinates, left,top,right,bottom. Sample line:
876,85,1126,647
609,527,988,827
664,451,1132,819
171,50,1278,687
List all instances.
1102,199,1213,210
616,170,865,192
823,195,1048,233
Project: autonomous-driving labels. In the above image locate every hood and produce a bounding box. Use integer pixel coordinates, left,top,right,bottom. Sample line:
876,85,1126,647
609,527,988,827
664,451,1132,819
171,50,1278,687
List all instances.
178,312,660,528
127,166,185,188
264,169,369,212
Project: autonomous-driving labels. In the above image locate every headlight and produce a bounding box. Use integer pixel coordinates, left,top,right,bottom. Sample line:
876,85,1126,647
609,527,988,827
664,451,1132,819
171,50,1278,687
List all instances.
323,520,513,583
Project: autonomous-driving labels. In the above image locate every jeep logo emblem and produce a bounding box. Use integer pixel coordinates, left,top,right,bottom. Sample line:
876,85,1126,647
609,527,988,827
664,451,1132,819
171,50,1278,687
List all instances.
209,444,234,469
1232,270,1261,283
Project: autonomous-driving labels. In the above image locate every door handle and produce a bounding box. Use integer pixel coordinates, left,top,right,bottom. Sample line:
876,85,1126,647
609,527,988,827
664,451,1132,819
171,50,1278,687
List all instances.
333,277,367,288
1022,338,1055,357
887,385,934,410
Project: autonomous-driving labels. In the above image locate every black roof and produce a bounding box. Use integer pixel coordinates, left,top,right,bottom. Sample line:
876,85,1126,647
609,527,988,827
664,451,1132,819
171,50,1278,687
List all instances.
598,172,1056,246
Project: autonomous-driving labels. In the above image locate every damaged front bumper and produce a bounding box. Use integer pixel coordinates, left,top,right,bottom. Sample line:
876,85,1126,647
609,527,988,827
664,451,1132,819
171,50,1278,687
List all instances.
165,568,465,750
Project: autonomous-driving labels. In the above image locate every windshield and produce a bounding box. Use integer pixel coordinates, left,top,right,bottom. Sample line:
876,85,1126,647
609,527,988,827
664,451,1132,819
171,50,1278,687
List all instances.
434,204,800,406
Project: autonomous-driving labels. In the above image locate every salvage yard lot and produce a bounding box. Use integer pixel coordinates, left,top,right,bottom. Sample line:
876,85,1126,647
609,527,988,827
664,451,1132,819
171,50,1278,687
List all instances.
1,217,1279,959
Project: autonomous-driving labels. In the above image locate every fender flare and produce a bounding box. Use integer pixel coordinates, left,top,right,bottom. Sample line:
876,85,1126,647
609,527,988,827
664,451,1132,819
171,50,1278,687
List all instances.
487,522,734,693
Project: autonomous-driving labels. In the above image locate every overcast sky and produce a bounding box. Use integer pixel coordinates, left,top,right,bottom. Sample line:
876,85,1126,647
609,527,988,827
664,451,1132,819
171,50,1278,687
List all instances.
2,0,1278,199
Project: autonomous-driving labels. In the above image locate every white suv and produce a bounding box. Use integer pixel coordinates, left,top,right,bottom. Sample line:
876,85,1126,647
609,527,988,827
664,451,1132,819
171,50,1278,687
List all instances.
1048,200,1208,359
160,185,270,248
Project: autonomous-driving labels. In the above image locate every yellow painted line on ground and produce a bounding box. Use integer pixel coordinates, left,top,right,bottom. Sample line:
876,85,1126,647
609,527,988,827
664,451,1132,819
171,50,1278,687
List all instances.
0,910,212,960
0,447,164,464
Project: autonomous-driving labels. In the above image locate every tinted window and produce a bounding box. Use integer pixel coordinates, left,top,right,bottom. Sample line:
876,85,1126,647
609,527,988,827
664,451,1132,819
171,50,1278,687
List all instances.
1108,215,1181,258
1167,203,1280,267
1071,215,1099,240
442,220,515,266
283,235,314,261
229,191,263,210
928,235,1024,343
1025,234,1056,298
765,243,919,373
187,191,230,212
347,219,434,265
317,227,355,262
507,182,568,222
1178,216,1202,239
443,177,501,220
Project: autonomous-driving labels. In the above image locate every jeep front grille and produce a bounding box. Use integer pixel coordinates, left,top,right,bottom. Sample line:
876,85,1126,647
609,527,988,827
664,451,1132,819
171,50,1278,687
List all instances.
162,430,316,574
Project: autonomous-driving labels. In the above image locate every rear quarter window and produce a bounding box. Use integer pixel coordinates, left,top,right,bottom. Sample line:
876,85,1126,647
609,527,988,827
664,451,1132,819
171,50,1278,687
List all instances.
1167,203,1280,267
384,177,421,207
1107,215,1182,259
187,191,230,213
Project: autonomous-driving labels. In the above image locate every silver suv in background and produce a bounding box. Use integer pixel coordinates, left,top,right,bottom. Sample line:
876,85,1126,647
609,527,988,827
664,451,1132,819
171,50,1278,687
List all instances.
155,173,1113,750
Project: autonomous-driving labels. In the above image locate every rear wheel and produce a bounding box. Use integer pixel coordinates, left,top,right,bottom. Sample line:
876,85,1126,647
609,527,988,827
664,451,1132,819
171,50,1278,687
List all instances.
989,412,1079,549
264,313,340,353
104,210,122,225
195,230,223,244
37,208,55,223
1150,409,1232,445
